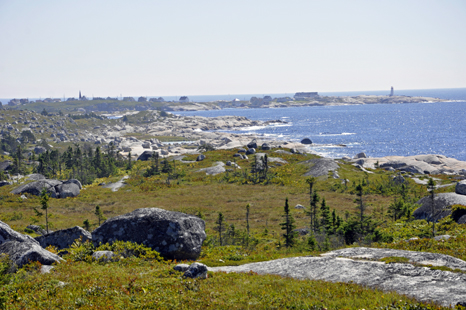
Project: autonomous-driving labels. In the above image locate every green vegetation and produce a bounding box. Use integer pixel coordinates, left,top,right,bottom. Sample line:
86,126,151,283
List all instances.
1,142,465,309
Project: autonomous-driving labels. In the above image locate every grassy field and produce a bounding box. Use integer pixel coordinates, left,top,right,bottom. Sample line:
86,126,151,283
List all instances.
0,147,464,309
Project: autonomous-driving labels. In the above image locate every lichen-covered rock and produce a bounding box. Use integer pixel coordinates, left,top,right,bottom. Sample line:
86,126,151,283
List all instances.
247,141,257,149
35,226,92,250
184,262,208,279
137,150,153,161
174,264,190,272
302,158,339,178
0,240,62,267
26,225,47,236
0,221,39,245
413,193,466,222
92,208,206,260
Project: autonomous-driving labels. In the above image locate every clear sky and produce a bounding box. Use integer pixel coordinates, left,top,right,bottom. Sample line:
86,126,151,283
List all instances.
1,0,465,98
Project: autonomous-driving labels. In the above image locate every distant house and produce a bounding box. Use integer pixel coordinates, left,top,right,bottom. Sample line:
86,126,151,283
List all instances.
138,96,148,102
93,97,106,101
67,98,76,101
149,97,165,102
179,96,189,103
294,92,319,100
277,97,293,103
20,99,29,104
123,97,135,102
8,99,21,106
43,98,61,103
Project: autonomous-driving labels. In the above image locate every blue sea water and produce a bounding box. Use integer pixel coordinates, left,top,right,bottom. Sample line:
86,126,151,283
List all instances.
173,89,466,161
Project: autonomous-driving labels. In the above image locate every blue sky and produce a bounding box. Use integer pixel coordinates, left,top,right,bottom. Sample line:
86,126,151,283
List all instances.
1,0,465,98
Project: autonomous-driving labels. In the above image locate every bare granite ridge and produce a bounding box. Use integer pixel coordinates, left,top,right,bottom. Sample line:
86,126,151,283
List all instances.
209,247,466,307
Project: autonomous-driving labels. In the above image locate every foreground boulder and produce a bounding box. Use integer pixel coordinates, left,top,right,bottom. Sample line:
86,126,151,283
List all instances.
184,262,208,279
1,221,39,245
0,240,62,268
210,247,466,307
11,179,80,198
35,226,92,250
92,208,206,260
413,193,466,222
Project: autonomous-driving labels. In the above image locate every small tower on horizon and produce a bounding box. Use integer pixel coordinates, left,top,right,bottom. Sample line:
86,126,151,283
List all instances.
79,90,82,100
390,86,394,97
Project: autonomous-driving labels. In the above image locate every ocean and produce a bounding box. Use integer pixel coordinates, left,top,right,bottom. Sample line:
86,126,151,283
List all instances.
172,88,466,161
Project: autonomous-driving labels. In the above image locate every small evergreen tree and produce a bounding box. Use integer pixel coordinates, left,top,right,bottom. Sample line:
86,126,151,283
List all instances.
95,205,106,226
320,197,332,233
280,198,297,248
39,188,50,233
246,204,250,246
215,212,226,246
428,178,436,237
127,151,132,170
83,219,91,231
307,231,317,251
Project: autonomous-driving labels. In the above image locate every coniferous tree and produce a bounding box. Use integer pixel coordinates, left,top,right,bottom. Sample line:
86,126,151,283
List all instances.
95,205,106,226
83,219,91,231
427,178,436,237
355,183,365,231
320,198,332,233
39,188,51,233
215,212,226,246
280,198,297,248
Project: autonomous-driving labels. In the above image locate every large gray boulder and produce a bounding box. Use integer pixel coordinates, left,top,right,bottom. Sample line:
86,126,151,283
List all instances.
0,221,39,245
413,192,466,222
210,247,466,307
247,141,257,149
0,240,62,268
92,208,206,260
35,226,92,250
184,262,208,279
300,138,313,145
55,182,80,198
301,158,339,178
456,180,466,195
11,179,81,199
26,174,46,181
197,162,225,176
11,179,62,198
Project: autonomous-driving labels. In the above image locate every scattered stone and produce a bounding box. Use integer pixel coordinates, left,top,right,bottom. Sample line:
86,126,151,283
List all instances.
237,148,246,153
40,265,54,274
226,161,232,166
354,152,367,159
434,235,451,241
92,251,117,262
92,208,206,260
247,141,257,149
0,181,12,187
241,155,248,160
35,226,92,250
174,264,190,272
456,180,466,195
1,221,39,245
233,153,241,157
261,143,271,150
184,262,208,279
293,228,309,236
246,148,256,155
34,146,47,154
26,225,47,236
197,162,226,175
20,194,27,200
137,150,153,161
295,204,305,209
393,174,405,184
0,240,62,268
26,173,46,181
196,154,205,162
301,138,313,145
332,171,340,179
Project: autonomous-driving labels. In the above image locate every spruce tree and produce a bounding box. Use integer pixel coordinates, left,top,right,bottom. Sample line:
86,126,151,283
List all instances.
320,198,332,233
427,178,436,237
215,212,226,246
95,205,106,226
280,198,297,248
39,188,51,234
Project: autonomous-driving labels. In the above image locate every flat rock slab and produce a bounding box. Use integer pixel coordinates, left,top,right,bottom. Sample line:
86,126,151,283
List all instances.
197,162,226,175
102,175,129,192
210,254,466,307
322,247,466,271
0,220,39,246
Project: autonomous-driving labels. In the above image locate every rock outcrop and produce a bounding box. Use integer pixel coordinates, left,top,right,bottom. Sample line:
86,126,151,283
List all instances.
92,208,206,260
413,193,466,222
35,226,92,250
0,240,62,267
210,247,466,307
184,262,208,279
0,221,39,245
11,179,81,198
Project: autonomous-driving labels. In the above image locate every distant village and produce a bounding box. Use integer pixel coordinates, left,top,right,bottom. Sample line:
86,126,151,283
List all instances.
4,92,319,107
